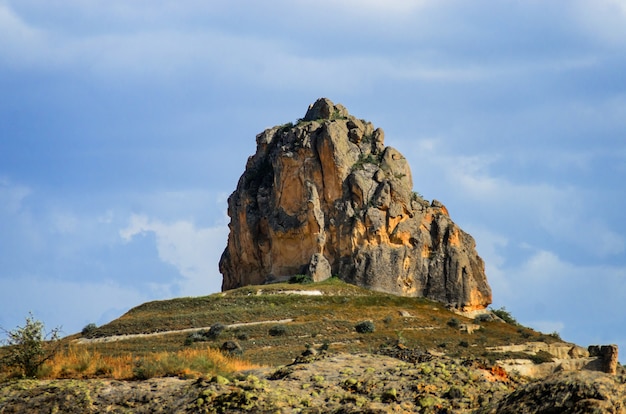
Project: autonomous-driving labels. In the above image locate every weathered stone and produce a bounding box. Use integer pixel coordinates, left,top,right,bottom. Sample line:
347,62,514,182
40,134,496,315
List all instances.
220,340,243,356
588,344,619,374
220,98,492,310
307,253,331,282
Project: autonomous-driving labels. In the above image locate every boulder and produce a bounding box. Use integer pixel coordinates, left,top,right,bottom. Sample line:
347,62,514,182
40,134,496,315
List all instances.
220,98,492,310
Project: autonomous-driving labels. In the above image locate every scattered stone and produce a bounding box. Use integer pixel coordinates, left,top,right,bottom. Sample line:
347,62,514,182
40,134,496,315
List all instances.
589,344,619,375
220,341,243,356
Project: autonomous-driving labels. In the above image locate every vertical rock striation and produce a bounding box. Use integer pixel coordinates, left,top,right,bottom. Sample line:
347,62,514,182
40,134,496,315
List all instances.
220,98,492,310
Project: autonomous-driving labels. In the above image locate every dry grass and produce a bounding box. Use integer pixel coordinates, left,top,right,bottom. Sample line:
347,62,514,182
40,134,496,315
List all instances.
35,346,260,380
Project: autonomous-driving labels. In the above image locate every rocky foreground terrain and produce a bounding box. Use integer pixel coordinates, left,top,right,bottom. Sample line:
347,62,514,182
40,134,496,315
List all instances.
1,350,625,413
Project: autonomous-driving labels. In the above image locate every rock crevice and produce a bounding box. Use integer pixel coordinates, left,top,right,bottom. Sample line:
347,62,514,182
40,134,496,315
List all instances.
220,98,492,310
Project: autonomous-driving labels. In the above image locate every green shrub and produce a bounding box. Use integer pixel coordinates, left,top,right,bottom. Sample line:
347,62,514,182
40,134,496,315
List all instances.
289,274,313,284
0,313,61,378
447,318,460,329
530,350,554,364
548,331,562,340
269,324,288,337
133,358,162,380
490,307,518,325
206,323,226,339
475,313,495,323
81,323,98,337
354,321,375,334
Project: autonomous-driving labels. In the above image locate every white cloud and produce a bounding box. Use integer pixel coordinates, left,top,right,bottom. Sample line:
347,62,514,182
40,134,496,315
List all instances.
0,2,45,66
120,214,227,296
311,0,432,16
400,137,626,258
463,225,510,298
0,177,31,214
573,0,626,47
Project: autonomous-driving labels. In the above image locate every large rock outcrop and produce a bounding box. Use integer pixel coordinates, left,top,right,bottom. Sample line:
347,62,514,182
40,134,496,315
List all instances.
220,98,492,310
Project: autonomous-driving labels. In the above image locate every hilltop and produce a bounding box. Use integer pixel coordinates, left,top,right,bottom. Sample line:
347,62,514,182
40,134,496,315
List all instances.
1,279,624,412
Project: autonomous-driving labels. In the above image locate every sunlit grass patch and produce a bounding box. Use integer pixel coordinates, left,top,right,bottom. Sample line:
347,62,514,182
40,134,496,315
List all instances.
36,346,260,380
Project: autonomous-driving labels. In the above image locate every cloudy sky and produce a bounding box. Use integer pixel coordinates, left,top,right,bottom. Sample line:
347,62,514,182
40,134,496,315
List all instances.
1,0,625,360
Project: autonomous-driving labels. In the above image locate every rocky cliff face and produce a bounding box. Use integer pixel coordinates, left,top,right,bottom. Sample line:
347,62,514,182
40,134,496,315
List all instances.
220,98,492,310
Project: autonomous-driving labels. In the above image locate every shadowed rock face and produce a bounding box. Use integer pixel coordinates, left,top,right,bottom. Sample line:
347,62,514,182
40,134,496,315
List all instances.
220,98,492,310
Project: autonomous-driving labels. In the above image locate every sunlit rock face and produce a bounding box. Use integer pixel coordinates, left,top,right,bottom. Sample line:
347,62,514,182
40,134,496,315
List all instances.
220,98,492,310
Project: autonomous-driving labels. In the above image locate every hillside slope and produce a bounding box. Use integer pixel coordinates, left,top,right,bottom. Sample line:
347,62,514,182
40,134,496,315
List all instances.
1,279,623,413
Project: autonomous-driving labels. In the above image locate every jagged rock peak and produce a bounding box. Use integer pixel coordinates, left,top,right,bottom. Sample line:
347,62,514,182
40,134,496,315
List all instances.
219,98,492,310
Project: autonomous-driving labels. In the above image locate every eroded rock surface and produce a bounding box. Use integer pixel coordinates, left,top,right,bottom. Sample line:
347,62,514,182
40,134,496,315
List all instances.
3,353,624,413
220,98,492,310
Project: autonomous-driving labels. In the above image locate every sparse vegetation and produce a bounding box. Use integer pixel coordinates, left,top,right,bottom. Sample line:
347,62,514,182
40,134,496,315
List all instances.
289,274,313,284
548,331,562,341
411,191,425,201
447,318,461,329
530,350,554,365
184,323,226,346
268,324,288,337
0,279,562,380
81,323,98,336
6,346,258,380
331,108,347,120
278,122,294,133
0,313,62,378
355,320,375,334
352,153,381,171
490,306,519,326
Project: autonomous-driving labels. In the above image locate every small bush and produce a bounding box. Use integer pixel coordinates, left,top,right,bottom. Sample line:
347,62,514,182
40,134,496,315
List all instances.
206,323,226,340
447,318,460,329
289,274,313,284
81,323,98,337
220,341,243,356
185,331,206,346
184,323,226,346
490,307,518,325
530,350,554,364
0,313,62,378
269,325,288,337
354,321,375,334
133,358,162,380
475,313,495,323
548,331,562,341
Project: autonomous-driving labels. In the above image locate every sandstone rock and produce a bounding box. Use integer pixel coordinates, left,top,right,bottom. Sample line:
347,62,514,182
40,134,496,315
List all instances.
307,253,332,282
220,98,492,310
588,344,619,374
478,371,626,414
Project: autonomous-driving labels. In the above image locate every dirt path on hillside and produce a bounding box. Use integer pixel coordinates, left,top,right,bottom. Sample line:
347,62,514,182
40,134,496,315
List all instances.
74,318,294,344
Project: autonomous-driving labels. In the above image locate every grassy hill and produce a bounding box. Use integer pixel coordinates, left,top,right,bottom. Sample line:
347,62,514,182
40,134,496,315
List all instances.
0,277,558,381
3,278,626,413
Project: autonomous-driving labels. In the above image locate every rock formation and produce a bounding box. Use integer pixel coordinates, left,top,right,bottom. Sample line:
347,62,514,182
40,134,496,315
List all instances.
220,98,492,310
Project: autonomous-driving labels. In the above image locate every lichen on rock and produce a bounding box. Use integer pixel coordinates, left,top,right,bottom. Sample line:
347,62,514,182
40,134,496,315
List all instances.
220,98,492,310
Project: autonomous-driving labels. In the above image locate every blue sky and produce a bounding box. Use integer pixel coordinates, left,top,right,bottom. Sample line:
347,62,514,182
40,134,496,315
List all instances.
1,0,625,360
